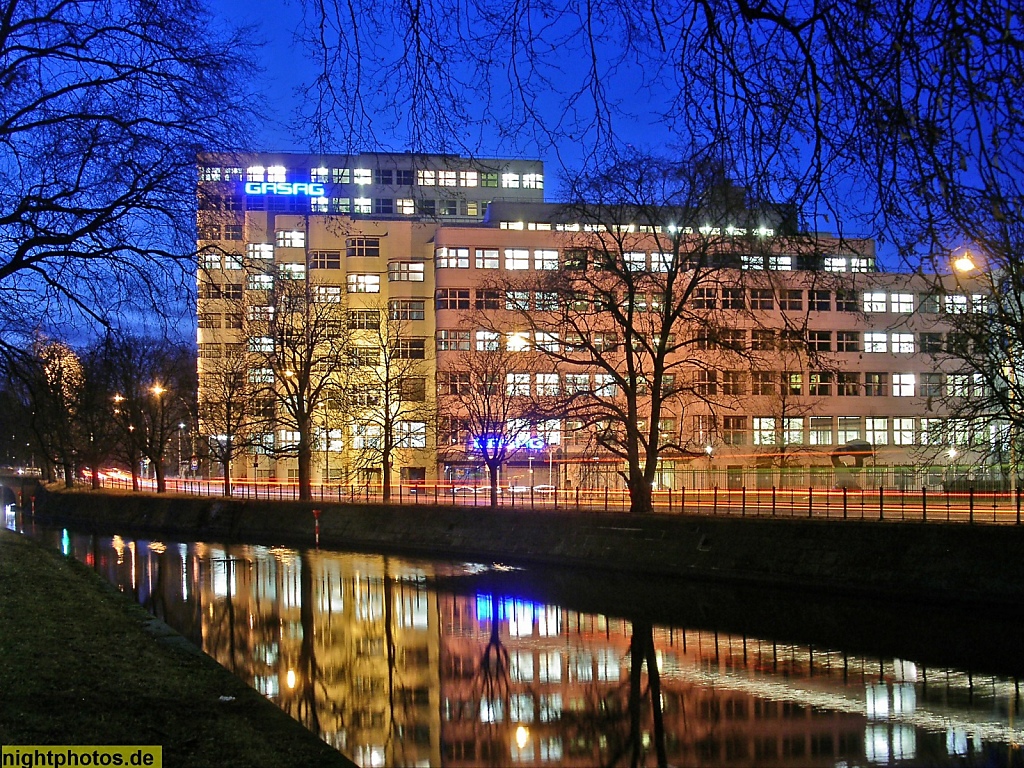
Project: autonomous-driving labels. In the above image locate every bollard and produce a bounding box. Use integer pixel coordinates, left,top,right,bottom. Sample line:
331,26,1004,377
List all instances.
741,486,746,517
879,486,884,521
713,485,719,515
843,486,848,519
772,486,777,517
808,487,813,518
922,486,927,522
668,487,673,514
969,487,975,523
604,486,609,513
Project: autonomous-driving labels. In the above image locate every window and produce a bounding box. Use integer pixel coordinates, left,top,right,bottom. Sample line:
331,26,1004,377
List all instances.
809,290,831,311
501,172,520,188
347,237,381,257
920,418,945,445
351,346,379,366
439,199,458,216
624,251,646,271
723,416,747,445
277,262,304,280
864,332,888,352
505,291,530,311
246,165,265,182
436,330,470,351
722,288,745,309
248,336,274,353
534,292,558,311
722,371,746,396
506,373,530,396
808,372,832,396
695,370,718,396
476,330,499,351
248,367,274,383
348,309,380,330
837,416,862,443
397,198,415,215
505,249,530,270
315,285,342,303
199,166,221,182
825,256,847,272
197,312,221,328
783,418,804,445
753,417,777,445
920,332,943,353
331,197,350,213
595,374,616,397
373,198,393,215
437,170,456,187
944,295,969,314
768,255,793,270
536,373,560,396
562,249,588,271
893,373,915,396
719,329,746,350
752,372,777,395
866,417,888,445
246,242,274,263
276,230,305,248
310,250,341,269
475,289,500,310
397,421,427,448
347,274,380,293
751,330,776,350
836,331,861,352
352,423,381,449
535,332,559,352
354,197,373,214
750,289,774,310
693,287,717,309
807,330,831,352
781,290,803,311
373,168,393,185
473,248,499,269
396,339,426,359
506,331,531,352
417,169,436,186
864,372,888,396
893,418,915,445
389,300,425,320
890,293,914,313
247,274,273,290
394,169,413,186
809,417,833,445
920,373,942,397
436,288,469,310
862,292,887,312
535,249,559,270
522,173,544,189
891,333,915,353
565,373,590,393
835,291,858,312
785,372,803,396
837,372,860,396
439,372,471,395
741,253,764,270
247,305,273,322
389,261,425,281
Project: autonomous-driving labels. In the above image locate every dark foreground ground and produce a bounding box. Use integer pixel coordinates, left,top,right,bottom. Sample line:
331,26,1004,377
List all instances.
0,528,355,768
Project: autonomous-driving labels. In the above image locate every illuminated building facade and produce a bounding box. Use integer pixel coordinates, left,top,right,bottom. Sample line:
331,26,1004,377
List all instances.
197,153,991,490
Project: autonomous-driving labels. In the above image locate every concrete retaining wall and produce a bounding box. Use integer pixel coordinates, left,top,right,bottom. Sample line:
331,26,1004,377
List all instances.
32,487,1024,605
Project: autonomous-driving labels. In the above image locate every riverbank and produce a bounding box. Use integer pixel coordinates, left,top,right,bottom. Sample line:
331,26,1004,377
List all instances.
0,528,355,768
32,485,1024,605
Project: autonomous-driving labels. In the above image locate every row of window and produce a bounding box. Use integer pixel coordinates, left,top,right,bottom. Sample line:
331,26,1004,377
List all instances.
713,415,998,448
693,370,984,398
199,164,543,189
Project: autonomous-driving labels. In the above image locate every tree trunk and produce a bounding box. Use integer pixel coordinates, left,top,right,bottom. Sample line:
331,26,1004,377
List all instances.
63,460,74,488
488,461,501,507
298,442,312,501
382,451,392,502
223,456,233,496
627,473,655,514
155,461,166,493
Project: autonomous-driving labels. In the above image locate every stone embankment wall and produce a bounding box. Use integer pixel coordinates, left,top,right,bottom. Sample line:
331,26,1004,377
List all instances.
32,487,1024,605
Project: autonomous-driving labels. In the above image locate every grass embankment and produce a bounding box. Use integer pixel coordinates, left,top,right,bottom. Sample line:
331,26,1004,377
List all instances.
0,528,354,768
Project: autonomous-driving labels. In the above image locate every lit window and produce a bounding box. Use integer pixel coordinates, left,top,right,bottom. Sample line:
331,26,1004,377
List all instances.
863,292,887,312
864,332,888,352
438,170,456,186
311,196,328,213
347,274,380,293
246,165,265,182
866,417,888,445
891,293,914,313
248,367,274,383
459,170,478,187
417,169,436,186
506,331,531,352
223,253,243,270
247,274,273,290
353,168,372,185
534,249,558,270
315,286,342,303
310,167,328,182
397,198,415,215
753,417,777,445
624,252,646,271
945,295,968,314
277,262,305,279
199,166,221,182
475,248,499,269
352,197,370,213
522,173,544,189
783,417,804,445
536,373,560,396
476,330,499,351
535,332,559,351
502,173,520,188
809,417,832,445
436,247,469,268
850,257,873,272
266,165,286,182
481,172,498,188
768,255,793,270
331,168,350,184
224,167,243,181
249,337,274,353
893,373,915,396
506,373,531,396
436,330,470,351
741,253,763,270
276,230,305,248
650,252,673,272
505,249,529,270
331,197,350,213
893,418,915,445
388,261,425,281
891,333,915,353
595,374,616,397
837,416,861,443
824,257,847,272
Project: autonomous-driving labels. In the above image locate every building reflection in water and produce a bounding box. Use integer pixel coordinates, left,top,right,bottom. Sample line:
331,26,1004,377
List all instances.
30,524,1024,768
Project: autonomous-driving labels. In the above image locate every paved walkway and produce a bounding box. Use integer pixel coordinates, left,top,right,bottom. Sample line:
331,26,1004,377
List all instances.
0,527,355,768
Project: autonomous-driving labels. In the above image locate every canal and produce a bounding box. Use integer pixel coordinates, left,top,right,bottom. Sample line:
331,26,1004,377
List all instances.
7,507,1023,767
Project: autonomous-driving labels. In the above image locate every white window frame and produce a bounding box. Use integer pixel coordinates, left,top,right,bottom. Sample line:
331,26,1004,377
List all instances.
892,373,915,396
347,274,381,293
505,248,530,270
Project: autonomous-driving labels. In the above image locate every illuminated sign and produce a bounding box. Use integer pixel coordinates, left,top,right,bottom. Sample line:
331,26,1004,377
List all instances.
244,182,325,196
471,434,547,453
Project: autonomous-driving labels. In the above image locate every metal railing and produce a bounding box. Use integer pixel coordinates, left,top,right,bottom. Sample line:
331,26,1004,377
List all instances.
95,476,1024,525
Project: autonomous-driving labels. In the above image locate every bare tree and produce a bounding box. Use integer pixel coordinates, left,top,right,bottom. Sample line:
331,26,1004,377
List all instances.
0,0,257,341
245,274,354,500
346,301,435,501
437,348,548,507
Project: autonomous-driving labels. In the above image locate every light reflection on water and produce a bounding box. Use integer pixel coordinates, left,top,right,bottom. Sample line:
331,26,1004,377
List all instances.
9,511,1023,768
